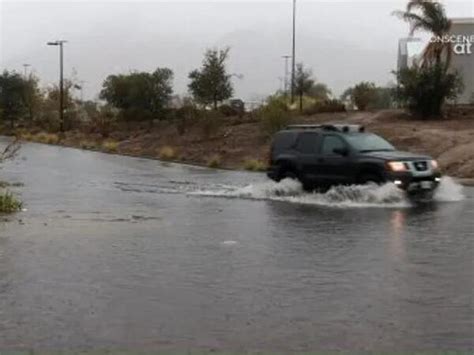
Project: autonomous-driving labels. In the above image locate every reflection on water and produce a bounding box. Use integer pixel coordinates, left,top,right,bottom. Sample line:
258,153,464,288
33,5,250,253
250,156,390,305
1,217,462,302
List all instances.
0,139,472,351
388,210,407,263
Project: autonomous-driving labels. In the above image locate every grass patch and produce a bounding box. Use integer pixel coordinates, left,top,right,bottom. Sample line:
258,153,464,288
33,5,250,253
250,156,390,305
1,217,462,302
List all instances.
206,154,222,168
0,191,22,214
19,132,34,141
102,140,119,152
243,158,267,172
158,146,176,161
35,132,60,144
80,140,97,150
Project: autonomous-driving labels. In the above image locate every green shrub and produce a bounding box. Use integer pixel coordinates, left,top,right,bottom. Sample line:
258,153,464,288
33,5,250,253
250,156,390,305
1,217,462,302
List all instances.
120,107,154,122
35,111,62,132
218,104,239,117
92,105,118,138
173,104,200,135
303,99,346,115
243,159,267,172
351,82,377,111
259,97,291,136
394,64,463,118
0,191,22,213
206,154,222,168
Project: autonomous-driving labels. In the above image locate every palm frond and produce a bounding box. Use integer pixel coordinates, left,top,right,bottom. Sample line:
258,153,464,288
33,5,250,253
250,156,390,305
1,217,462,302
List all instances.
406,0,432,13
399,12,436,35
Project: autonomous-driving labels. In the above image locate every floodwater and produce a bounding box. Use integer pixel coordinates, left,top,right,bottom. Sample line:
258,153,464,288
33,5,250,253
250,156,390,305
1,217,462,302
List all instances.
0,139,472,352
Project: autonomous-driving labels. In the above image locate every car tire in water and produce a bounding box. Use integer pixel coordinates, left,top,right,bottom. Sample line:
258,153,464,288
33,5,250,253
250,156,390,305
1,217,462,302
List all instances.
282,170,298,180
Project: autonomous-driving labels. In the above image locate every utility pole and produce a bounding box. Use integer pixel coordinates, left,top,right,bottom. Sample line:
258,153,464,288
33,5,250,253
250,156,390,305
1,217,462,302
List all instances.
47,40,67,132
290,0,297,104
22,64,31,78
282,55,291,98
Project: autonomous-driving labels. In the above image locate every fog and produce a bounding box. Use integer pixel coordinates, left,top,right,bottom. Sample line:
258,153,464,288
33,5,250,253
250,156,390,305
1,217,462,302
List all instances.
1,0,472,101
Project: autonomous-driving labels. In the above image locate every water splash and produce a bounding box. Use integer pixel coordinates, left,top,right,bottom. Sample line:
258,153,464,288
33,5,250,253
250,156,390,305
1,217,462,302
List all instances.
190,179,410,208
433,176,465,202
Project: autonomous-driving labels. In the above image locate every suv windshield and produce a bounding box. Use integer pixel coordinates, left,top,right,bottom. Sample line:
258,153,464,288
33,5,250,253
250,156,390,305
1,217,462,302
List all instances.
345,133,395,152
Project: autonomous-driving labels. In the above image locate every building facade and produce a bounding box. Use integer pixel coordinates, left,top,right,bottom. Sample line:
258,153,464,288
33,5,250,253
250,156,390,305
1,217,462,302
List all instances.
449,18,474,104
397,18,474,105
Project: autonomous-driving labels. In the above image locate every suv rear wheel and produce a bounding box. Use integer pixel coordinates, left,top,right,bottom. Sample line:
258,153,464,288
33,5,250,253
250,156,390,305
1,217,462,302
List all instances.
282,170,297,180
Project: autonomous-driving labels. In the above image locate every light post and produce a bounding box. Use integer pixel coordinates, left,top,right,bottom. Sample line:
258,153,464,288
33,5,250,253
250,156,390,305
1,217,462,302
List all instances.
47,40,67,131
281,55,291,98
290,0,297,104
22,64,31,78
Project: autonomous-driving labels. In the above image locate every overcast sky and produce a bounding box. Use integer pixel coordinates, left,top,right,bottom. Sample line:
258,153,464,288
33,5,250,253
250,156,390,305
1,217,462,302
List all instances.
1,0,472,101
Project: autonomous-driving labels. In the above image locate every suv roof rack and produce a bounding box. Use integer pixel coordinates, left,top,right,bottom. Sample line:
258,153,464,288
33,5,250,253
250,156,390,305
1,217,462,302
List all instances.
285,124,365,133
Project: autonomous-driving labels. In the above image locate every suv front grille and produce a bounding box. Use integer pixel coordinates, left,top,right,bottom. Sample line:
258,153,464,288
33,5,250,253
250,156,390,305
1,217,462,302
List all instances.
413,161,428,172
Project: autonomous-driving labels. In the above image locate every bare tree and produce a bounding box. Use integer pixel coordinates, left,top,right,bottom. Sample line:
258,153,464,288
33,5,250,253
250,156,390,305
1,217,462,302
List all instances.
0,139,21,165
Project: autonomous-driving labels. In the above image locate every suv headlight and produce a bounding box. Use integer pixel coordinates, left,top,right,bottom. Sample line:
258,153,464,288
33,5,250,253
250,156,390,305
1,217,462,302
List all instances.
431,160,439,170
387,161,408,172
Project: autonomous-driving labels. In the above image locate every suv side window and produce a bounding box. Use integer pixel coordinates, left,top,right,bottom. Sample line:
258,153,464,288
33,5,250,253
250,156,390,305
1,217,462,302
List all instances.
321,135,346,155
273,132,297,154
295,133,319,154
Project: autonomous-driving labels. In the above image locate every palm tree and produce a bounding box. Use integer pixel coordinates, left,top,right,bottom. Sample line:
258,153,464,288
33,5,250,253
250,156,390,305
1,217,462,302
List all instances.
394,0,452,70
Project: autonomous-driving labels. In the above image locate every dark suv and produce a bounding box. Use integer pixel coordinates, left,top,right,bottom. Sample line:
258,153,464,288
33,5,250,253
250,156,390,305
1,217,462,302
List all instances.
267,124,442,195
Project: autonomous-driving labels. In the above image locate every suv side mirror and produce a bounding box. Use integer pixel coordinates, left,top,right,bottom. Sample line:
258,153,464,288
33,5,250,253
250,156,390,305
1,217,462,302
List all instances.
333,147,349,156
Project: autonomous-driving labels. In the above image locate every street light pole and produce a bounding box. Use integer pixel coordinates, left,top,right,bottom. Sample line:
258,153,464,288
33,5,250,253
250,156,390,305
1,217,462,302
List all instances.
47,40,67,132
22,64,31,78
282,55,291,98
290,0,296,104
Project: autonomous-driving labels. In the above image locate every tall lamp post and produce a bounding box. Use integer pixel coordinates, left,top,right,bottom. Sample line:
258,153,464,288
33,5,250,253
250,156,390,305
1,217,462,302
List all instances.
47,40,67,132
281,55,291,98
290,0,297,104
22,64,31,78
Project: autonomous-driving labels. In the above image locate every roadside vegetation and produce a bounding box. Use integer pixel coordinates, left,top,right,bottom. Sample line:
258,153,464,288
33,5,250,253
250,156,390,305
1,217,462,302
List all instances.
0,140,22,214
158,146,177,161
0,191,22,213
243,159,267,172
206,154,222,168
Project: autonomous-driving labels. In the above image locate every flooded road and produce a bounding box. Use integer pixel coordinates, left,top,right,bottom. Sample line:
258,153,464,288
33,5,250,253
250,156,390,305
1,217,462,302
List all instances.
0,139,473,352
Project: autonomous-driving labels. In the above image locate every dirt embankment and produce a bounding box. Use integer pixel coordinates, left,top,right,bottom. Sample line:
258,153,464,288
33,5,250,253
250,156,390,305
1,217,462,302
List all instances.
6,108,474,180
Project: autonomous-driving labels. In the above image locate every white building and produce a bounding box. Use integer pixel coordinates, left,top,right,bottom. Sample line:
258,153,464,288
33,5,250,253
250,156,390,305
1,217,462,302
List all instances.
397,18,474,105
397,37,423,71
449,18,474,104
